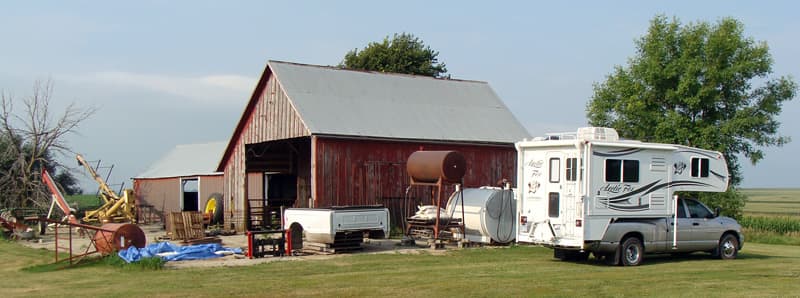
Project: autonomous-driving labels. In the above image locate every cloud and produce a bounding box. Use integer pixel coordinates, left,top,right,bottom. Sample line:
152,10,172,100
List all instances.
61,71,256,104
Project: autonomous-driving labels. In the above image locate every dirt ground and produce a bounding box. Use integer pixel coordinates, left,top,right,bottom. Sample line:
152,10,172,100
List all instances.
16,223,437,269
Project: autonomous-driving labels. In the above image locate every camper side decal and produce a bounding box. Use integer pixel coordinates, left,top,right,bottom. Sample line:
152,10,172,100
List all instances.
710,170,726,180
673,162,686,175
526,159,543,194
592,148,643,157
598,180,715,212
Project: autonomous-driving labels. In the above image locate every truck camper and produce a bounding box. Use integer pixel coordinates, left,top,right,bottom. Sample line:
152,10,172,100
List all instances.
515,127,743,266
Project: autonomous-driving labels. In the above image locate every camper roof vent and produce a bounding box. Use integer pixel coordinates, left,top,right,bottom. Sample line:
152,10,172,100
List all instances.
577,127,619,141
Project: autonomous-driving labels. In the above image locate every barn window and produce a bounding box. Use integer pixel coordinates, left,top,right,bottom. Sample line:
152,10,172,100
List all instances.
691,157,710,178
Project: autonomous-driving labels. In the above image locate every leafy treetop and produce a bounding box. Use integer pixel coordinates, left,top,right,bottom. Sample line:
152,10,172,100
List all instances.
587,15,797,218
341,33,448,78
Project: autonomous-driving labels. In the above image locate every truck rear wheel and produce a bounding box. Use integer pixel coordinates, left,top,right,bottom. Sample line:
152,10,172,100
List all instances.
554,248,569,261
554,249,589,261
602,249,620,266
620,237,643,266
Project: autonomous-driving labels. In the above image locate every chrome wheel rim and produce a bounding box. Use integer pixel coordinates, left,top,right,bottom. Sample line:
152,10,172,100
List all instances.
722,239,736,257
625,245,640,264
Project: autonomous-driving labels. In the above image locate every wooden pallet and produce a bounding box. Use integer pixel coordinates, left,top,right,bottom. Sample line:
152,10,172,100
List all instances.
168,211,212,243
302,241,363,254
301,231,366,254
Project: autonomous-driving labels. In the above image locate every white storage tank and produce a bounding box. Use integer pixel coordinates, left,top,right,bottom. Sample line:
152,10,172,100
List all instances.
445,187,516,244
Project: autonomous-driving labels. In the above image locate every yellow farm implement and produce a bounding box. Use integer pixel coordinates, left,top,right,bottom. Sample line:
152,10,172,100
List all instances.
77,154,136,223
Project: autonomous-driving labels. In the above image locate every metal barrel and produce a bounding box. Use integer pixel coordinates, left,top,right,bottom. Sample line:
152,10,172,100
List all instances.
93,223,146,255
406,151,466,184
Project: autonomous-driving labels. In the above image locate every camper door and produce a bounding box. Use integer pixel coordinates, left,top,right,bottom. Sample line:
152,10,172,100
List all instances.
545,151,581,244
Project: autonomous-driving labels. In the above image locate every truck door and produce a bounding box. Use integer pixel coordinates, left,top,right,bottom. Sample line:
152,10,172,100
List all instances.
684,198,719,250
668,198,699,251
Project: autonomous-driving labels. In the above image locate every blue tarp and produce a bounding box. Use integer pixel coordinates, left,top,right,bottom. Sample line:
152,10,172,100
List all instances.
118,242,243,263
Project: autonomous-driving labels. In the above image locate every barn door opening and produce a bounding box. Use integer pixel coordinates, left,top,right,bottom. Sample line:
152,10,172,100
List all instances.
265,173,297,207
244,137,311,230
365,161,408,229
181,178,199,211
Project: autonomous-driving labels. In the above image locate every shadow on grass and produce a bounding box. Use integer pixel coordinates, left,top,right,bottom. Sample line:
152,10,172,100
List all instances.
561,251,779,267
639,252,776,265
22,255,164,273
22,255,109,273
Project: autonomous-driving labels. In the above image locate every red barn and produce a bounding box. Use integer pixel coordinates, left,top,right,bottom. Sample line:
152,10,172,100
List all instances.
217,61,530,231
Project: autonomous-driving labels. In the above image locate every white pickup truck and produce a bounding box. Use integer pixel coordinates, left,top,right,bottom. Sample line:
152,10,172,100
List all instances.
283,206,390,246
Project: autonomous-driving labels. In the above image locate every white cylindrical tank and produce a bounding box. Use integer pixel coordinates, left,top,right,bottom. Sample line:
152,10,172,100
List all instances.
445,187,516,244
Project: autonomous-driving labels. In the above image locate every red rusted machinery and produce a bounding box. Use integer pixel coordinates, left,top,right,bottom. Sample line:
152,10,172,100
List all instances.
407,150,467,184
41,168,79,225
405,151,466,244
40,218,146,266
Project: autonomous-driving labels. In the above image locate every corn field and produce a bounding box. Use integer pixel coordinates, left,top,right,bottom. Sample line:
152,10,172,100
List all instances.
740,216,800,234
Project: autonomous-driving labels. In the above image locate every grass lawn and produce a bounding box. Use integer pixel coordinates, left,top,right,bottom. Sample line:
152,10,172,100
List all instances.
2,240,798,297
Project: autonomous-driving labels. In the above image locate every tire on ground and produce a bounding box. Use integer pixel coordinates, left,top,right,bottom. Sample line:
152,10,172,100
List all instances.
716,233,739,260
620,237,644,266
555,248,590,262
288,222,304,251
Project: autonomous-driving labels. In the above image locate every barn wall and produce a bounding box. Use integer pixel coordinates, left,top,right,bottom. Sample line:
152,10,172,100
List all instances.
198,175,224,208
133,177,181,221
134,175,225,224
312,137,517,226
223,74,310,230
199,176,223,199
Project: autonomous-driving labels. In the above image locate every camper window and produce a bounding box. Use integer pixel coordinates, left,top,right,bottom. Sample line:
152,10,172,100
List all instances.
605,159,640,182
691,157,710,178
549,158,561,183
548,192,560,218
566,158,578,181
623,160,640,182
606,159,621,181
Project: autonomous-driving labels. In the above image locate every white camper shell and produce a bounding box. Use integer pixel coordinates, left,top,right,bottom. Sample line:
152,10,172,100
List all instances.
515,127,730,250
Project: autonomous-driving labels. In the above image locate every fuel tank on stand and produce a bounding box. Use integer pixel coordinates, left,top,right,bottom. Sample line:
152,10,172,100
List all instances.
446,187,516,244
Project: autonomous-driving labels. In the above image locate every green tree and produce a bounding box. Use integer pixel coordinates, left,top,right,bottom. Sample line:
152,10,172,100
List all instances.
587,16,797,218
341,33,448,78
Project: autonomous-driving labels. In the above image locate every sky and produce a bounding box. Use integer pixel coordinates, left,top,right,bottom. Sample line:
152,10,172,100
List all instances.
1,1,798,192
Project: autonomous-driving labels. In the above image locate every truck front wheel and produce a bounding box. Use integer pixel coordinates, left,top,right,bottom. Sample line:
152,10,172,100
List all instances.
715,234,739,260
620,237,644,266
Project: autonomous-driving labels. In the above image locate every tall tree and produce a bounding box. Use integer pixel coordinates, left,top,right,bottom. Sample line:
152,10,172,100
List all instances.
586,16,797,218
341,33,448,78
0,80,93,209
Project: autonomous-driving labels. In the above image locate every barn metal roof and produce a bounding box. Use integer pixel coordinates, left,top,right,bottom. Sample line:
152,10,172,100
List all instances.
269,61,531,143
135,142,226,179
